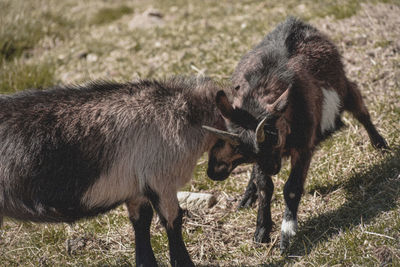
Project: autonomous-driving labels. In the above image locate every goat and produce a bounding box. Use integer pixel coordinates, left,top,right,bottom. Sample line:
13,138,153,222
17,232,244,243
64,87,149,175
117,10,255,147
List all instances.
0,77,228,267
203,17,388,253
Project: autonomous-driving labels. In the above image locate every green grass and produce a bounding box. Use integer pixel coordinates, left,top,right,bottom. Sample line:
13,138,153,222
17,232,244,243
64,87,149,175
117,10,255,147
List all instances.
0,0,399,266
0,3,74,62
90,5,133,25
0,22,43,62
313,0,360,19
0,61,55,93
374,39,392,48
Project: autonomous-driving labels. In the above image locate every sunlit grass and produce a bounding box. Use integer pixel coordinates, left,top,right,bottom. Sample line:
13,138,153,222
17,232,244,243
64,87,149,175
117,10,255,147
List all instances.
0,60,55,93
0,0,399,266
90,5,133,25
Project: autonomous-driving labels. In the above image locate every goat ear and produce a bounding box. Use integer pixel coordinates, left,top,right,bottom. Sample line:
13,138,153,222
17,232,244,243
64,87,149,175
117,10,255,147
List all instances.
216,90,234,119
255,117,268,144
267,88,289,115
202,125,240,146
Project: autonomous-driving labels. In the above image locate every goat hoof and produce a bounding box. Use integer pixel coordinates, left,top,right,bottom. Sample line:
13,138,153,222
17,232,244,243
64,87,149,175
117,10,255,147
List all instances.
372,136,389,150
254,227,271,243
279,233,291,255
237,194,257,210
237,199,253,210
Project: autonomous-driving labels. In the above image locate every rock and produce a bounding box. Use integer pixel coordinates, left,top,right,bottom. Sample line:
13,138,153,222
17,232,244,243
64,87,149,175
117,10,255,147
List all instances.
297,4,307,13
177,191,217,209
129,8,164,30
86,53,98,62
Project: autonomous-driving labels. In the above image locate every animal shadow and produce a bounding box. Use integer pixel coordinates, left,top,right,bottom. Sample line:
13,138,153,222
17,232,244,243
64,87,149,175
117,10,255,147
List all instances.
288,146,400,256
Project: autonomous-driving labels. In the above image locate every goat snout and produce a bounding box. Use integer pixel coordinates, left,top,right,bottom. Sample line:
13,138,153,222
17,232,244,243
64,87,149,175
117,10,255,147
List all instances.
207,162,231,181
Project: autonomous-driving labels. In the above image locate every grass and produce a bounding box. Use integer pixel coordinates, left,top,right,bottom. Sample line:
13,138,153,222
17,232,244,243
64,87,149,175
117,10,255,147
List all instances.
311,0,360,19
0,22,43,61
0,1,74,62
90,5,133,25
292,149,400,265
0,61,55,93
0,0,399,266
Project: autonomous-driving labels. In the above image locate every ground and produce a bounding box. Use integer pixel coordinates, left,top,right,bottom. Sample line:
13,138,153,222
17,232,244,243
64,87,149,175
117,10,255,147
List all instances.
0,0,399,266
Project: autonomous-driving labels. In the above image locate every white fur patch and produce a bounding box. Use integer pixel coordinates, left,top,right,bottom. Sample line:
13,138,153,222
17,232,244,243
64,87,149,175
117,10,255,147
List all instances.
281,219,298,237
321,88,341,133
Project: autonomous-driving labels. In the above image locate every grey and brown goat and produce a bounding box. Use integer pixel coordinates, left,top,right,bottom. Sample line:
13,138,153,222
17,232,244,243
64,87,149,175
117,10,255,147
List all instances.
0,77,229,267
203,17,388,253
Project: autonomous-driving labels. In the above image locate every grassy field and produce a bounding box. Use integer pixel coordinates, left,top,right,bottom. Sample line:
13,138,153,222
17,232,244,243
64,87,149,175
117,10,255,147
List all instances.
1,0,399,266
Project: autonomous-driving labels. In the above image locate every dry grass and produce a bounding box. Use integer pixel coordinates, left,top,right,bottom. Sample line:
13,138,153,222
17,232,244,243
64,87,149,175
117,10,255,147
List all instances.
0,0,399,266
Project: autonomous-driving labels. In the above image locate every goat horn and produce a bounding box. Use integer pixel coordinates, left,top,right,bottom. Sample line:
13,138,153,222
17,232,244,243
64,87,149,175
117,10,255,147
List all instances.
255,117,268,143
202,125,240,146
268,88,289,114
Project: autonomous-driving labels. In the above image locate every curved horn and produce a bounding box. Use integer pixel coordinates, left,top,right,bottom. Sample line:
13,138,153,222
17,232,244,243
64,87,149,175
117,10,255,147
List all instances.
255,117,268,143
268,88,289,114
202,125,240,146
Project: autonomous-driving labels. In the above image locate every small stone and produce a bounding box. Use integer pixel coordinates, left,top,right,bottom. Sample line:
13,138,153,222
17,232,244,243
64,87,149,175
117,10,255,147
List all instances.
129,9,164,30
170,6,178,13
297,4,306,13
86,53,98,62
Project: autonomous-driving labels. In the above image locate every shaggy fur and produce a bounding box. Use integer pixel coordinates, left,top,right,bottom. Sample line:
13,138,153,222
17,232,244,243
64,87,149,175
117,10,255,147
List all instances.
0,76,227,267
205,17,388,253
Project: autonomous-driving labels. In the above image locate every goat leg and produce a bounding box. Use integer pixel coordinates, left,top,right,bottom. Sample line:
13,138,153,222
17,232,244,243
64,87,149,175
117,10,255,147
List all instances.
237,165,258,209
253,164,274,243
147,187,194,267
280,150,312,254
345,80,389,150
128,201,158,267
164,208,194,267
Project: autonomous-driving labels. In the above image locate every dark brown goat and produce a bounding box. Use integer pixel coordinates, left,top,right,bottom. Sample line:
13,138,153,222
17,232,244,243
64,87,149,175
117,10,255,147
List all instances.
203,17,388,253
